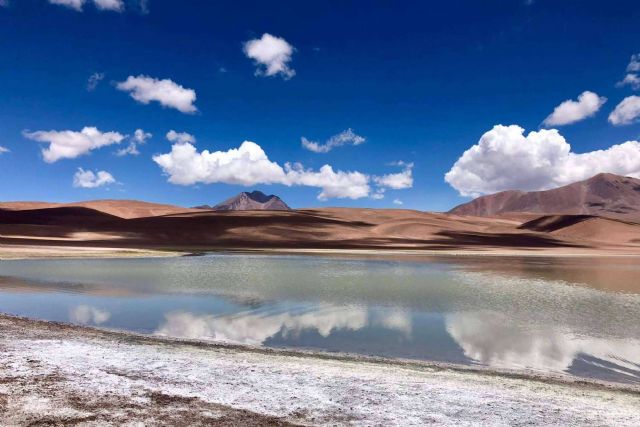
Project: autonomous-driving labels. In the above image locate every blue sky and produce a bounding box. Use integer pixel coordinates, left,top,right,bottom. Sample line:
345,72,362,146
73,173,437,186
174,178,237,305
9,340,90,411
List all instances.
1,0,640,210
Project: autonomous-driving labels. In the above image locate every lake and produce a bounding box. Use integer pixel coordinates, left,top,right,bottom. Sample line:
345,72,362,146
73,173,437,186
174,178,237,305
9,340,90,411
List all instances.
1,253,639,384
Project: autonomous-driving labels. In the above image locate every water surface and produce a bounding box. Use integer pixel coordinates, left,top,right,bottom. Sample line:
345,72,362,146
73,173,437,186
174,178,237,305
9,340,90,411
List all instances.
1,253,639,384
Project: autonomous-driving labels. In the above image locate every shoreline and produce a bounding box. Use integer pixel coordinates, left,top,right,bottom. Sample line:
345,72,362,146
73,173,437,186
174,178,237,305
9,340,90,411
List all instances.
2,313,640,425
2,313,639,394
4,243,640,261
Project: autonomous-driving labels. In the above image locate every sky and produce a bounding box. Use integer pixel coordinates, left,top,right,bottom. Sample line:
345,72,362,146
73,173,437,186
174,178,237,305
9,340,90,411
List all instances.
1,0,640,211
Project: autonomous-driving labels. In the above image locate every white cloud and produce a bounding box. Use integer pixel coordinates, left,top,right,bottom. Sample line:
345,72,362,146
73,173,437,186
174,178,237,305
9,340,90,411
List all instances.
24,127,125,163
87,72,105,91
153,140,288,186
166,130,196,145
49,0,84,10
374,163,413,189
93,0,123,11
445,124,640,197
116,128,151,156
616,73,640,90
243,33,296,79
73,168,116,188
371,189,385,200
0,146,9,154
301,128,366,153
627,53,640,72
284,163,371,200
542,91,606,127
48,0,124,11
116,75,197,114
608,96,640,126
393,199,403,205
154,136,412,200
0,0,9,7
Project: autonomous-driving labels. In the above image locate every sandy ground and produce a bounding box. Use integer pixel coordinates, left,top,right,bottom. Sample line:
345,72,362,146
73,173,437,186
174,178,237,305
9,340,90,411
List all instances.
1,314,640,426
0,244,182,260
4,243,640,261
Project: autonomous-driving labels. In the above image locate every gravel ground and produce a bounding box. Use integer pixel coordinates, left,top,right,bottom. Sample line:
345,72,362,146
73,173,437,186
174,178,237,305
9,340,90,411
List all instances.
1,314,639,426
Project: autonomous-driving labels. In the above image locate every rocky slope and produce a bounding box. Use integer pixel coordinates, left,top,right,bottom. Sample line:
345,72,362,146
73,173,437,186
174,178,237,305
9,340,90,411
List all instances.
197,191,290,211
449,173,640,222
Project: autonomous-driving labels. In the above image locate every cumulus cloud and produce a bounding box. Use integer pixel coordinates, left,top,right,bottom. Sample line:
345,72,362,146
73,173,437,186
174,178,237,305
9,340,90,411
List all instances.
608,96,640,126
301,128,366,153
374,162,413,189
93,0,123,11
49,0,84,10
615,55,640,91
284,163,370,200
445,124,640,197
48,0,123,11
87,72,105,91
616,73,640,90
627,53,640,72
116,75,197,114
116,128,151,156
0,146,9,154
153,140,288,186
24,126,125,163
243,33,296,79
393,199,403,205
166,130,196,145
153,138,408,200
542,91,606,127
73,168,116,188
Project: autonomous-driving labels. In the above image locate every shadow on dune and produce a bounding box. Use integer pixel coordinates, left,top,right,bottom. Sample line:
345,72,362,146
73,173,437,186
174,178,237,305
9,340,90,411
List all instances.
0,207,586,251
518,215,596,233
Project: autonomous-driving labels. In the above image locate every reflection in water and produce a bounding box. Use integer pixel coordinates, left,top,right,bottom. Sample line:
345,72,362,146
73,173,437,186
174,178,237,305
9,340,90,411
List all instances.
69,305,111,326
1,254,640,384
446,311,640,381
155,306,412,345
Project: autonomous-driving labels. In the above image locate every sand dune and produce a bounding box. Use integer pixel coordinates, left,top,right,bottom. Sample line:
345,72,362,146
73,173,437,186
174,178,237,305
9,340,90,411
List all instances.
0,199,196,219
2,200,640,255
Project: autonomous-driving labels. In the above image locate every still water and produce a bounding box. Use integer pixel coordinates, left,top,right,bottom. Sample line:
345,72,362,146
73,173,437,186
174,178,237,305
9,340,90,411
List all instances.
1,253,639,384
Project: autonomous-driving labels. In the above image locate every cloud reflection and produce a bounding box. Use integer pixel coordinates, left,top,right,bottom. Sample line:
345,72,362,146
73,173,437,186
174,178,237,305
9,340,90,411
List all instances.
69,305,111,325
155,305,411,346
446,311,640,379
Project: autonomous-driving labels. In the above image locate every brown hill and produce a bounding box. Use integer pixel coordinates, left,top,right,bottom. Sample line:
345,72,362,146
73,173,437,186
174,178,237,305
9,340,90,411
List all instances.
0,205,621,253
197,191,290,211
0,200,196,219
449,173,640,222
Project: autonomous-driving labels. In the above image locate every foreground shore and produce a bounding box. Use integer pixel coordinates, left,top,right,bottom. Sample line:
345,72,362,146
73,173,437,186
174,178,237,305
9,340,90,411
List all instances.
1,314,639,426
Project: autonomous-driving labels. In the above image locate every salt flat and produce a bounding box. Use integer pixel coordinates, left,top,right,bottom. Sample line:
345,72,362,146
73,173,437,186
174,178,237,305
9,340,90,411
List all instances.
1,315,639,426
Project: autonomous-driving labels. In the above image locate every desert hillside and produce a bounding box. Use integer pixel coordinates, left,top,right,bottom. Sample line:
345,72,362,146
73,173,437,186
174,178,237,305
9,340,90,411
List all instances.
449,173,640,222
1,201,639,254
0,200,197,219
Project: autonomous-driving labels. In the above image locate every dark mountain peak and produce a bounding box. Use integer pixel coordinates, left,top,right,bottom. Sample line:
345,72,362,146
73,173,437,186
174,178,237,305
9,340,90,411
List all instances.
449,173,640,221
240,190,277,204
207,190,291,211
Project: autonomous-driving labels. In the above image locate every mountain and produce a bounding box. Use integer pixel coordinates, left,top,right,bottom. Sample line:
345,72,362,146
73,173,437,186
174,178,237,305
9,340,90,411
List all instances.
449,173,640,221
197,191,291,211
